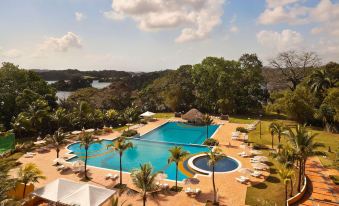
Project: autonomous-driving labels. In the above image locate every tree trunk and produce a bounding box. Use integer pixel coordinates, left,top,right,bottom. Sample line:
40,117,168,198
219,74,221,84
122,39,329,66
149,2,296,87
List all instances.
23,183,27,198
57,147,60,158
285,183,288,205
175,162,178,191
206,125,209,139
212,165,217,204
143,192,147,206
271,134,274,149
297,159,302,192
278,135,281,153
85,148,88,179
290,179,293,197
119,153,123,185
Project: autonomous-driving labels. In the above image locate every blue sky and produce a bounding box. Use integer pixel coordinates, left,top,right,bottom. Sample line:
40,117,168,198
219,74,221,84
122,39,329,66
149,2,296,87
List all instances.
0,0,338,71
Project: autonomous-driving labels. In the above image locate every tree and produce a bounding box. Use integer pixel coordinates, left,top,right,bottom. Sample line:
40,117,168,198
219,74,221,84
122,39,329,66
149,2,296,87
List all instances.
0,172,16,201
17,163,45,198
268,122,286,151
130,163,159,206
167,146,189,191
105,109,119,127
278,167,294,204
107,137,133,186
308,69,336,94
79,131,100,180
206,148,225,204
270,51,320,91
202,115,214,139
285,124,325,192
47,128,67,160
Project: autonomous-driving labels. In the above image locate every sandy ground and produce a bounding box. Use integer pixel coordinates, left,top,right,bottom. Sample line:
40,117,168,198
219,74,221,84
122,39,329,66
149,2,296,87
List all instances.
11,118,269,206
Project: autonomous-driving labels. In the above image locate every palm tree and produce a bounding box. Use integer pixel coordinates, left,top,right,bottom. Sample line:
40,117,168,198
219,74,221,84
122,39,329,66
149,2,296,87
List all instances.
17,163,45,198
111,196,132,206
308,69,335,94
79,131,100,180
168,146,189,191
107,136,133,186
202,115,214,139
206,147,225,205
285,124,325,192
278,167,294,205
269,122,286,152
130,163,159,206
48,128,67,160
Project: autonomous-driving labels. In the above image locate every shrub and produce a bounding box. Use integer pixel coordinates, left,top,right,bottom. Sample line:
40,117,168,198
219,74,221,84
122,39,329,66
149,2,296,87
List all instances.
252,143,268,150
203,138,219,146
121,129,138,137
140,119,147,124
94,129,105,135
236,127,248,133
103,127,113,133
330,175,339,185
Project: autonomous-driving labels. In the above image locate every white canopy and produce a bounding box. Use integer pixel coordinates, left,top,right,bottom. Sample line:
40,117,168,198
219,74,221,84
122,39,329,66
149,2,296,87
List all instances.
31,178,116,206
140,111,155,117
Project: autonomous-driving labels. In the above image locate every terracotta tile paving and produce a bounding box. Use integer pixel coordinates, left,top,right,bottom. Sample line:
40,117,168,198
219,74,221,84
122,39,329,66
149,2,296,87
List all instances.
295,158,339,206
10,118,270,206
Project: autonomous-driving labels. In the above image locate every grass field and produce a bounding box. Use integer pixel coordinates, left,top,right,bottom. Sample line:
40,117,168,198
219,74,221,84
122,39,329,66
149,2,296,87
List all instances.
228,116,257,124
153,112,174,119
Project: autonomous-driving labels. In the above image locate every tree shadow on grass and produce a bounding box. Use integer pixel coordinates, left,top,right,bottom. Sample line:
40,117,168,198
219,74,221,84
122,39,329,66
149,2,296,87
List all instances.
251,182,268,189
265,176,280,183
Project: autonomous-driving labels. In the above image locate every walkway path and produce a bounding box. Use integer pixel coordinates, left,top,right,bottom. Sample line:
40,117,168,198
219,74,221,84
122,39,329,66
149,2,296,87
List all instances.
296,157,339,206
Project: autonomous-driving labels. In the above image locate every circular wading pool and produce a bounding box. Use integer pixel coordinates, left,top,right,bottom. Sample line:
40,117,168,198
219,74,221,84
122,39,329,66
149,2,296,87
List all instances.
188,154,240,174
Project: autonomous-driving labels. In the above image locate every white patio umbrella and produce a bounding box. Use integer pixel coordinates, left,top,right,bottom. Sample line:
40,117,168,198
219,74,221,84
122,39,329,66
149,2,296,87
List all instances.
71,131,82,135
85,129,95,133
140,111,156,117
155,173,168,183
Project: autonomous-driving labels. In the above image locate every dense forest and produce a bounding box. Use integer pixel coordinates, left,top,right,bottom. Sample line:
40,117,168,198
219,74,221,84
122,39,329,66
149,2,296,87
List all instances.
0,51,338,139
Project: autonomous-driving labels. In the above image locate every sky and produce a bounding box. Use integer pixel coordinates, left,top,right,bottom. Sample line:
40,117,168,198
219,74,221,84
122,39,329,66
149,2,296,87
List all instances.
0,0,338,71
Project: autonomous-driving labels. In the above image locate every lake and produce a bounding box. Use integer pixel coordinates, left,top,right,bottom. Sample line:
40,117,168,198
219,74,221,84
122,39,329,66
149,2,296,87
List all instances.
47,80,111,100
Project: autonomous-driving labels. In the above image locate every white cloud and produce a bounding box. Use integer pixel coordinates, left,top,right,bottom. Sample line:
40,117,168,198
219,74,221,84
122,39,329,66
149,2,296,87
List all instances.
256,29,304,51
38,32,82,52
104,0,225,43
75,12,86,22
0,48,22,58
266,0,300,8
230,26,239,33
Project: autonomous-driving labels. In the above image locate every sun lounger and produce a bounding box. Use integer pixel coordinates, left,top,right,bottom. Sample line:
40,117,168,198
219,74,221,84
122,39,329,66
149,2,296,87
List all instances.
251,171,262,177
24,154,34,158
105,173,119,180
236,176,249,183
250,158,259,163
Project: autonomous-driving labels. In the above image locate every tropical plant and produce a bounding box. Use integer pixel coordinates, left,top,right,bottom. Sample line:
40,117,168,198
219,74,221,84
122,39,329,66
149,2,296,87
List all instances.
111,196,132,206
202,115,214,139
47,128,67,160
278,167,294,204
203,138,219,146
17,163,45,198
285,124,325,192
0,172,16,201
107,137,133,185
79,131,100,180
269,122,286,151
130,163,159,206
167,146,189,191
308,69,336,94
205,147,225,205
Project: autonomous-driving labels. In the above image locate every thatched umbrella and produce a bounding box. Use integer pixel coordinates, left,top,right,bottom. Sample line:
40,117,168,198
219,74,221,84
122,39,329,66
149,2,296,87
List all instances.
182,109,203,124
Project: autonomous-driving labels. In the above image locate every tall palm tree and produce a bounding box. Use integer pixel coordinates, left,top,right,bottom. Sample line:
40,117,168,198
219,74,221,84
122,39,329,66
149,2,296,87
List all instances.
107,136,133,186
269,122,286,152
202,115,214,139
278,167,294,205
79,131,100,180
285,124,325,192
168,146,189,191
17,163,45,198
130,163,159,206
206,147,225,205
47,128,67,160
308,69,335,94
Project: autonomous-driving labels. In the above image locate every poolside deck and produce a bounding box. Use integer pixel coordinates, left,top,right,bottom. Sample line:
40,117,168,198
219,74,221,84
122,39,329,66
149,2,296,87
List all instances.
12,118,269,206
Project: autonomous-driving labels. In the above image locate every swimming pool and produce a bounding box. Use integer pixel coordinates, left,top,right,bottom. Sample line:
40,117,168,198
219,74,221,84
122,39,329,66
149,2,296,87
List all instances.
139,122,219,144
67,122,220,181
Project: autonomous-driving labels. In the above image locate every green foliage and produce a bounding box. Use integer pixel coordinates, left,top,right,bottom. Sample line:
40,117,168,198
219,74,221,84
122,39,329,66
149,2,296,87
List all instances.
51,76,92,91
203,138,219,146
329,175,339,185
17,163,46,198
121,130,138,137
236,127,248,133
168,146,189,190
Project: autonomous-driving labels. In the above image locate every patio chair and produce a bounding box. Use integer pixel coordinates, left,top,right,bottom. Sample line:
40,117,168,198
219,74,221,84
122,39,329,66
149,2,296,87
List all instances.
251,171,262,177
236,177,248,184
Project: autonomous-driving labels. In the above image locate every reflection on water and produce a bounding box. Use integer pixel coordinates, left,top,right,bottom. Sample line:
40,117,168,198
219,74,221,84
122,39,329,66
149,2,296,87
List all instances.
47,80,111,100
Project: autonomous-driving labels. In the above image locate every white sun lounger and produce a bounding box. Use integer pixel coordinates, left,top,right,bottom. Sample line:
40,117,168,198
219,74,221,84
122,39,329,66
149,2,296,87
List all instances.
251,171,262,177
236,176,249,183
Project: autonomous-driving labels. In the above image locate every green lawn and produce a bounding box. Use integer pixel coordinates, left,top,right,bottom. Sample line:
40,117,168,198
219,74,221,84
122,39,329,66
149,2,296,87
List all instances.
153,112,174,119
245,116,338,205
228,116,257,124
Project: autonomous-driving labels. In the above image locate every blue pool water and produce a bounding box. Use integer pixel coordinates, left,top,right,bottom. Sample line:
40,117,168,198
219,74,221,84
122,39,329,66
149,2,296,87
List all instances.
192,155,239,172
140,122,219,144
67,122,221,181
